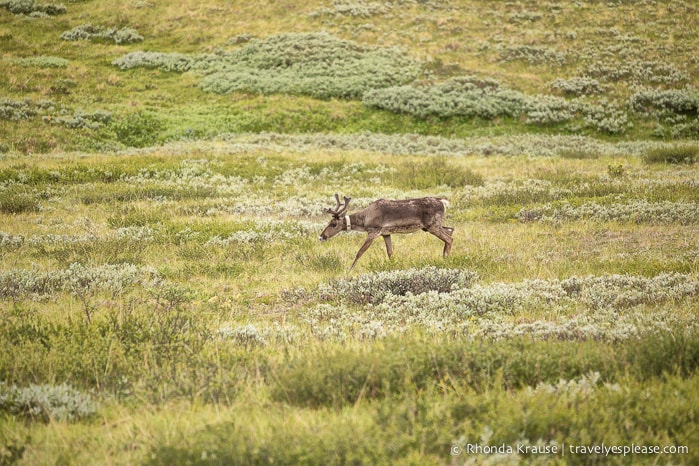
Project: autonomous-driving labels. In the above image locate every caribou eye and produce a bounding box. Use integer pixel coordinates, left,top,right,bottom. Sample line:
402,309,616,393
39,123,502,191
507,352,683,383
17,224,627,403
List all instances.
331,221,337,227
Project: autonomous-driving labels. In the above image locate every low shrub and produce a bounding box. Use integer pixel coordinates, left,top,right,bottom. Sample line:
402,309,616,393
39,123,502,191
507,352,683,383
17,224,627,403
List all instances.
269,331,699,408
498,45,568,66
196,32,421,99
362,76,527,120
587,59,688,85
629,87,699,115
0,186,41,214
15,55,69,68
112,110,163,147
50,109,112,130
318,266,478,305
517,200,699,225
0,98,53,121
0,382,98,422
112,51,194,72
362,76,636,133
310,0,390,18
0,262,160,301
642,145,697,164
113,33,422,100
551,77,603,96
61,23,143,44
0,0,66,15
392,156,484,189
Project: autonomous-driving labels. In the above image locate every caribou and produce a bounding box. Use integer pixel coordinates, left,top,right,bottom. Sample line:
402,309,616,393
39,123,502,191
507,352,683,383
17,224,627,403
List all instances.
319,193,454,270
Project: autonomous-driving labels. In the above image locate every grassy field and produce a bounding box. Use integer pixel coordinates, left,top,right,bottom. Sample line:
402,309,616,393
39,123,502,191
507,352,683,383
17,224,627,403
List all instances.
1,0,699,465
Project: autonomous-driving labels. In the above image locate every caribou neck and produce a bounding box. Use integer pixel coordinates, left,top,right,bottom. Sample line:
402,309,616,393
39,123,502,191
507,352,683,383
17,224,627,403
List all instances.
346,211,366,232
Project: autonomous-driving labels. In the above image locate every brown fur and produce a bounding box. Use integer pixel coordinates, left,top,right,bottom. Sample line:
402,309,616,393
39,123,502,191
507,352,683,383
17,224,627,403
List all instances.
320,195,453,270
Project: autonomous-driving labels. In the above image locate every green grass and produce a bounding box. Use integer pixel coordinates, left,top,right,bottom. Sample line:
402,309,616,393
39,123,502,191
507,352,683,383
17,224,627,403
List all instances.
1,0,699,464
1,147,698,464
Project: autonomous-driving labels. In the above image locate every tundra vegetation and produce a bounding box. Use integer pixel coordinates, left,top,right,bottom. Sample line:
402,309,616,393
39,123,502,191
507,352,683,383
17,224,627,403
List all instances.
1,0,698,465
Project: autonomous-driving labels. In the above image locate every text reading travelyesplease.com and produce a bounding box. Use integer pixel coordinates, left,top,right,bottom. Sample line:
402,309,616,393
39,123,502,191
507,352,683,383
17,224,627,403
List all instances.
451,442,689,458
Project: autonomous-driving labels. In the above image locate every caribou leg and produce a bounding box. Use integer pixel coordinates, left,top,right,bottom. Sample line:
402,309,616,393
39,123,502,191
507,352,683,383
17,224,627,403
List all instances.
426,226,453,257
350,232,379,270
382,234,393,258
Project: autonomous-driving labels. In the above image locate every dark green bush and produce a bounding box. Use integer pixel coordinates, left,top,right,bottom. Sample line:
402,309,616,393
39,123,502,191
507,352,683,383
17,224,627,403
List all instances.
112,111,163,147
107,207,168,228
0,187,41,214
559,148,601,159
392,156,484,190
270,331,699,409
147,410,391,466
0,294,227,403
148,371,699,466
642,145,697,164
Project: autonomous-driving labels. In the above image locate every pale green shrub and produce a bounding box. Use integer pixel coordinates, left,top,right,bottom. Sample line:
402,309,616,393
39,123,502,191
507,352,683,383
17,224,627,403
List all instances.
629,86,699,115
197,32,421,99
517,200,699,225
310,0,389,17
61,23,143,44
50,109,112,129
363,76,589,126
131,132,699,159
0,263,160,301
0,382,97,421
0,98,53,121
0,0,66,15
218,324,267,347
583,100,632,134
0,231,24,249
226,33,254,45
302,272,699,343
112,32,421,99
499,45,568,65
16,55,69,68
551,77,603,96
319,267,478,304
362,76,527,119
112,51,194,72
509,11,543,23
586,59,688,85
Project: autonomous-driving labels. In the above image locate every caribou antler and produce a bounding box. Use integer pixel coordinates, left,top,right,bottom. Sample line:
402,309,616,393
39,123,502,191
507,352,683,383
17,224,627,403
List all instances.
324,193,351,217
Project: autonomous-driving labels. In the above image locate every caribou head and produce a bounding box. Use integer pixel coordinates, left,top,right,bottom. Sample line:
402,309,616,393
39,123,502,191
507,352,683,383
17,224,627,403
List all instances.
320,193,454,270
319,193,352,241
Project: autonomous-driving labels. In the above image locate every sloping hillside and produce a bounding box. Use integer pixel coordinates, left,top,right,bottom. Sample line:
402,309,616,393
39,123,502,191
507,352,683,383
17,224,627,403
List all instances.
1,0,698,153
